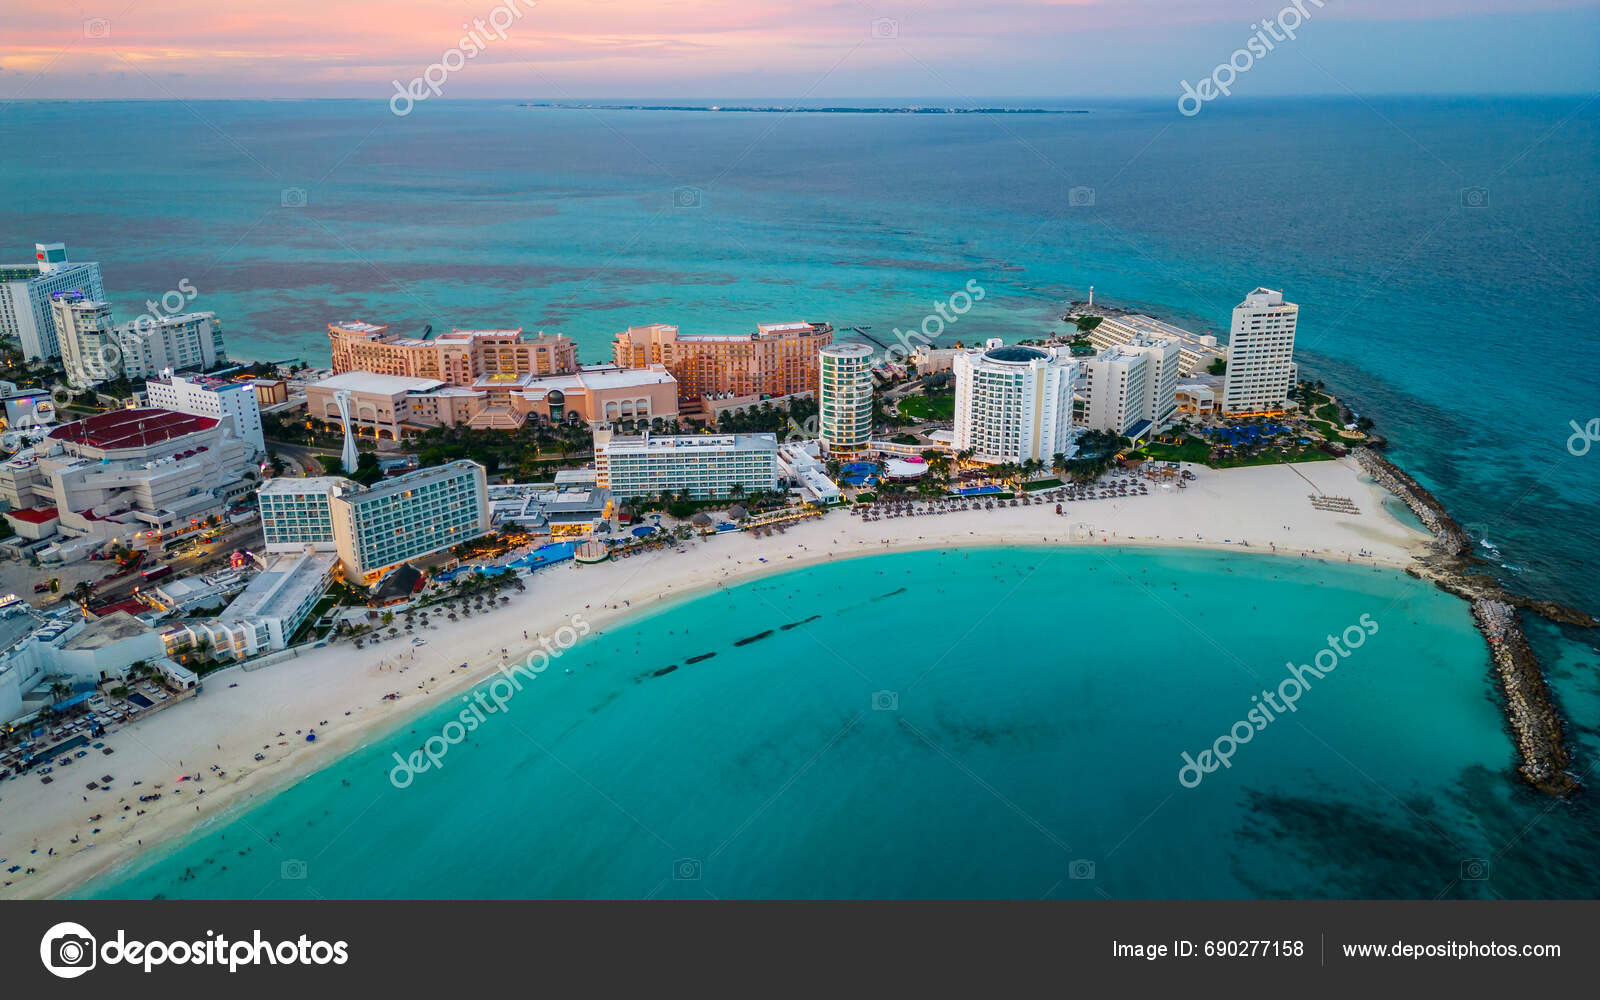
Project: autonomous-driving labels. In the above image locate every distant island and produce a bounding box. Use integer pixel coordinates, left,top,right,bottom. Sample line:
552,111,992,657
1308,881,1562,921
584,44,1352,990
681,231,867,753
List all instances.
516,103,1089,115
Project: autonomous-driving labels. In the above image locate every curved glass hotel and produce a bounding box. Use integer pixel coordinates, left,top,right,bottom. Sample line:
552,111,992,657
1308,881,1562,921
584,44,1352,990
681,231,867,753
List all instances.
952,341,1078,465
818,343,874,456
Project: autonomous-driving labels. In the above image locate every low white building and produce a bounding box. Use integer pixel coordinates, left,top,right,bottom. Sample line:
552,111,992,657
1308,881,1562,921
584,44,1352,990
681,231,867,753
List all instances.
0,603,166,723
1088,312,1225,377
777,440,841,504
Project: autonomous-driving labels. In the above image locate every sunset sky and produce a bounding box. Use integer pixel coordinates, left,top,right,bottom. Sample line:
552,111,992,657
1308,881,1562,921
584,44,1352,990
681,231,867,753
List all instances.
2,0,1597,100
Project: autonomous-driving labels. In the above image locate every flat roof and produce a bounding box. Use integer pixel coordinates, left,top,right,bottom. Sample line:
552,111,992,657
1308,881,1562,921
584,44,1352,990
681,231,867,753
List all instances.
49,408,219,450
6,506,59,525
61,610,150,648
222,550,337,622
312,371,445,395
260,476,348,496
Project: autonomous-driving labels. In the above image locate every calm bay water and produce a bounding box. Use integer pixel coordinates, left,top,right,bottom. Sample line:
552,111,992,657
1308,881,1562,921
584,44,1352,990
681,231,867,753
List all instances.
4,97,1596,897
85,548,1600,899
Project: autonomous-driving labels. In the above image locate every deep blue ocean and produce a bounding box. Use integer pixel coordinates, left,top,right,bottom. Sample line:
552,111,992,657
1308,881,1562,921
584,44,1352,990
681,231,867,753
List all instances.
1,97,1595,897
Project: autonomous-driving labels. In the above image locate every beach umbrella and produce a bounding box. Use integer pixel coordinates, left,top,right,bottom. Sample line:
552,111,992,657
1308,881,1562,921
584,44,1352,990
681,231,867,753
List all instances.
691,513,713,528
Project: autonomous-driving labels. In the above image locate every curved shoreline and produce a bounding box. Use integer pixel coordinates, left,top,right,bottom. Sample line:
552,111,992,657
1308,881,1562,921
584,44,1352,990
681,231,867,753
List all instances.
5,457,1433,899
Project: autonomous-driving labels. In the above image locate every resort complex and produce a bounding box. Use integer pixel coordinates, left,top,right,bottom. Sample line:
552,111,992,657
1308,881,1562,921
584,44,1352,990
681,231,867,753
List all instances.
611,321,833,415
257,461,491,583
952,341,1078,464
327,321,577,384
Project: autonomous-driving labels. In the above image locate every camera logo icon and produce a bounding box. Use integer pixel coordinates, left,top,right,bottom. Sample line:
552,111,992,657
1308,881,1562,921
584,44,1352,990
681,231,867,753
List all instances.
281,858,308,880
1068,185,1096,207
280,187,308,208
673,858,702,881
870,17,899,39
871,690,899,711
1460,857,1490,881
84,18,112,39
40,922,97,979
672,186,702,209
1068,859,1096,880
1460,187,1489,209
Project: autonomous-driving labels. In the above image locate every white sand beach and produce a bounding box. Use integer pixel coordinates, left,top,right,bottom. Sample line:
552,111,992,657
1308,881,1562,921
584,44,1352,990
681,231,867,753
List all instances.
0,457,1432,899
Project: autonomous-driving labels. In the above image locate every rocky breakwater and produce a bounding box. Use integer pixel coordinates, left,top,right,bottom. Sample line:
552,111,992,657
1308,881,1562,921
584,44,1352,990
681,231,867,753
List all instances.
1354,448,1594,797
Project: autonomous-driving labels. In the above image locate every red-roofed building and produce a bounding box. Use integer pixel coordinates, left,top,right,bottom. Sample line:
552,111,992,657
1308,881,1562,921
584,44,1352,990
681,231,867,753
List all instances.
49,408,219,455
0,407,255,559
3,505,59,540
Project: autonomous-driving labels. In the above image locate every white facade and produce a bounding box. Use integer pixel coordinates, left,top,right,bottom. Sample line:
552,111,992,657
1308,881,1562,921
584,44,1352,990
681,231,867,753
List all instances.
776,439,842,504
115,312,225,379
217,547,339,649
1079,348,1150,437
818,343,874,455
596,429,779,500
0,243,106,361
0,408,255,554
330,461,491,582
1084,331,1179,435
1223,287,1298,414
53,294,122,387
259,476,344,553
953,341,1078,465
145,373,265,456
1089,313,1224,377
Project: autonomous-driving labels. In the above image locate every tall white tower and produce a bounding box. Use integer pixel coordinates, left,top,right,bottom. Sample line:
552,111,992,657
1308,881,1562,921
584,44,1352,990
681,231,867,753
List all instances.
333,389,360,472
818,343,874,456
1222,287,1298,415
953,341,1078,465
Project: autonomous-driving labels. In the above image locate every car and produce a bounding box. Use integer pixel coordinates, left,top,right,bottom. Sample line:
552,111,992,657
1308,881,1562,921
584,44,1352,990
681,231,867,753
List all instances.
35,766,52,776
412,637,427,646
74,749,88,758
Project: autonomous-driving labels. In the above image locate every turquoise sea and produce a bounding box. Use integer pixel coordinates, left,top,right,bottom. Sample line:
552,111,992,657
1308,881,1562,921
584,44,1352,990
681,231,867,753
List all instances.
3,96,1596,898
85,548,1600,899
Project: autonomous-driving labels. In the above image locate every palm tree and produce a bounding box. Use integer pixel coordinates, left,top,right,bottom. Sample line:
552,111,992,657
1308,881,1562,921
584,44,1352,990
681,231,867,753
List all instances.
49,680,73,703
71,580,95,608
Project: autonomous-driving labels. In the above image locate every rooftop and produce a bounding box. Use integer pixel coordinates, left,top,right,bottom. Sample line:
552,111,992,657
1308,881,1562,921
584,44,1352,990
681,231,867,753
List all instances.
49,408,219,450
984,345,1049,364
260,476,349,496
221,549,337,623
605,433,778,453
60,610,151,649
312,371,446,395
5,506,59,525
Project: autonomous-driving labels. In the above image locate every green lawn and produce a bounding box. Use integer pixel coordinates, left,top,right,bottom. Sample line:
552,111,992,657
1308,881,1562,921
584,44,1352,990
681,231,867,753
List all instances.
1137,435,1333,469
896,393,955,421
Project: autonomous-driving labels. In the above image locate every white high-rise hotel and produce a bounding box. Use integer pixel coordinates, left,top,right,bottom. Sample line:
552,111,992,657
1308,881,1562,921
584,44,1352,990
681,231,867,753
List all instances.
818,343,874,456
1223,287,1298,415
953,341,1078,465
0,243,105,361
